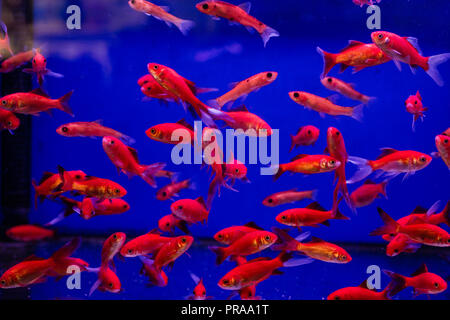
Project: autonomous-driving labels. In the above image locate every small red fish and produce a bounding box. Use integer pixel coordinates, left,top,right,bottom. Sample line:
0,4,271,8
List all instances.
262,189,317,207
22,49,63,86
405,91,427,131
0,49,34,73
214,222,263,245
102,136,165,187
187,273,213,300
101,232,126,266
273,154,341,180
171,197,210,224
152,235,194,271
386,234,421,257
0,88,73,116
276,202,349,229
196,1,279,47
347,148,432,184
321,76,373,104
158,214,190,235
217,105,272,136
371,31,450,86
138,256,168,287
327,279,401,300
89,264,121,295
0,108,20,134
210,230,278,265
70,175,127,199
6,225,55,242
289,125,320,152
156,179,192,201
0,21,13,59
120,230,172,257
146,119,194,145
433,132,450,169
350,179,388,208
384,264,447,296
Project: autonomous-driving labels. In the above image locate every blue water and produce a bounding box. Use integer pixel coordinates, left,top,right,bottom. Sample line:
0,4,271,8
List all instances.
1,0,450,300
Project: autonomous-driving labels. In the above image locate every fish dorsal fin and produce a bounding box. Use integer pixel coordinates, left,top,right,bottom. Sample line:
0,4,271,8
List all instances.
306,201,326,211
176,119,193,131
127,147,139,163
244,221,264,230
147,228,161,235
248,257,271,263
30,87,50,98
405,216,426,225
92,119,103,125
309,236,326,243
376,148,399,160
290,154,308,162
359,279,369,289
24,254,44,261
323,146,329,154
411,263,428,277
230,105,249,113
412,205,428,214
416,91,422,101
182,77,197,95
39,171,56,184
404,37,422,55
340,40,365,52
238,2,251,14
196,196,207,209
363,179,376,185
296,126,304,135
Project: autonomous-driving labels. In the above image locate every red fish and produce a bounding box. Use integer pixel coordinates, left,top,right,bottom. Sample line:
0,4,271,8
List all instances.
102,136,165,187
171,197,210,224
289,125,320,152
196,1,279,47
57,120,134,145
272,228,351,264
218,105,272,136
273,154,341,181
316,41,391,77
158,214,190,235
128,0,195,35
45,238,89,279
214,222,263,245
371,207,450,247
218,252,313,290
152,235,194,271
187,273,213,300
138,256,168,287
210,72,278,109
262,189,317,207
70,175,127,200
350,179,388,208
146,119,194,145
289,91,364,121
0,21,13,58
396,201,449,227
88,264,121,295
0,108,19,134
276,202,349,229
210,230,278,265
156,179,193,201
0,88,73,116
22,49,63,86
371,31,450,86
321,76,373,104
101,232,126,266
327,279,401,300
384,264,447,296
386,234,421,257
405,91,427,131
0,50,34,73
148,63,231,128
6,225,55,242
347,148,432,184
120,230,172,257
226,256,261,300
433,132,450,169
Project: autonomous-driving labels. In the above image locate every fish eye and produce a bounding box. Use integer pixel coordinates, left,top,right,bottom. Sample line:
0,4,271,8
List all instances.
281,215,287,220
394,249,398,253
166,222,170,227
330,160,336,165
123,204,128,209
419,156,427,162
75,175,81,179
444,139,449,144
235,169,239,173
62,126,68,133
153,65,158,70
414,101,417,105
264,235,271,241
128,249,133,254
178,205,183,210
267,72,272,78
0,280,5,285
108,283,113,288
7,121,12,126
131,0,135,3
307,130,312,135
267,198,273,203
110,140,115,145
202,291,206,296
293,92,299,98
181,237,187,243
43,59,47,63
222,279,229,285
202,3,209,9
217,234,223,239
113,234,117,239
434,282,439,288
377,33,383,39
115,189,120,194
327,77,332,83
335,131,340,136
150,128,156,134
334,296,340,300
162,191,167,197
2,100,6,105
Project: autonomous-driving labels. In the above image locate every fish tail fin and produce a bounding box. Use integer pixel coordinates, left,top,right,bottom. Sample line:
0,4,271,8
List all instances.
281,252,314,268
203,106,234,127
119,134,135,145
271,227,306,251
351,104,364,122
57,90,74,117
209,246,227,265
316,47,337,78
346,156,373,184
289,135,296,152
442,200,450,227
140,163,166,188
383,270,407,298
370,207,400,236
51,237,81,260
177,220,191,235
426,53,450,87
176,19,195,36
362,95,376,105
260,25,279,47
380,180,388,198
332,199,350,220
207,99,221,110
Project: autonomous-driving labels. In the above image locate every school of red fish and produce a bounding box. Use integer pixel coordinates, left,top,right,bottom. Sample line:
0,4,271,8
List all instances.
0,1,448,300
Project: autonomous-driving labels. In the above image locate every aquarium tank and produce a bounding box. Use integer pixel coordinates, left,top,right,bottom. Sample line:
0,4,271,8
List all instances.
0,0,448,302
